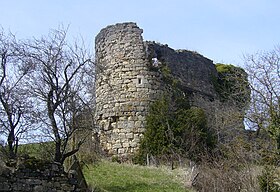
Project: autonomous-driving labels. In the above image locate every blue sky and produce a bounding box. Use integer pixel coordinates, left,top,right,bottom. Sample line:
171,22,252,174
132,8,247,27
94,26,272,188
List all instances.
1,0,279,66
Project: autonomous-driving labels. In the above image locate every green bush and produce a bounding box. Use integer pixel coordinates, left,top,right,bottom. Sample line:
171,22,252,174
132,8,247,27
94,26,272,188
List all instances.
135,95,216,164
134,64,217,164
134,97,172,164
174,107,216,160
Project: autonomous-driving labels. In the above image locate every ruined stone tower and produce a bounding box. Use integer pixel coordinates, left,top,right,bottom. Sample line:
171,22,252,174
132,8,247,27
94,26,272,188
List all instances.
95,22,246,157
95,23,162,156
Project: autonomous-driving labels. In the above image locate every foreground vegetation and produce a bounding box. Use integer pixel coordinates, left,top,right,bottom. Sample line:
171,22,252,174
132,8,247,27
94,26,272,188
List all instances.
83,160,189,192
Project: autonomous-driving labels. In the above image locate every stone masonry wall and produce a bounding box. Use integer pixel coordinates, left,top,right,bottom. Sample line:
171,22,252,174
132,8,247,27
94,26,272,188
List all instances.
95,23,162,156
0,159,80,192
95,22,246,157
146,42,218,97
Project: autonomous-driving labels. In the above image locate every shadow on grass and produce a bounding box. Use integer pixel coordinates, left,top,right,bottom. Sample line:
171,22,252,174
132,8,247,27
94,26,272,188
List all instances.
93,182,175,192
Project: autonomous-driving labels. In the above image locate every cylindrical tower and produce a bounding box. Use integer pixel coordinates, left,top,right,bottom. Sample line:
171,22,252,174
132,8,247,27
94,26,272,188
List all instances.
95,22,161,156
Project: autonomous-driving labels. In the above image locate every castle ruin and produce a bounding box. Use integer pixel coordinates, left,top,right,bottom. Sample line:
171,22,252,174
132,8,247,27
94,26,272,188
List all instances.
95,22,245,157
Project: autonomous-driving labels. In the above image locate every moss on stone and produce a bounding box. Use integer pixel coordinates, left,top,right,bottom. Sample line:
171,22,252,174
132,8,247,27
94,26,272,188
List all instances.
20,158,51,170
213,63,250,107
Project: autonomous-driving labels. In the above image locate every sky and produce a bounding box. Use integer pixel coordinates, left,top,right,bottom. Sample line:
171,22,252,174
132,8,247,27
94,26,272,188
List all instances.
1,0,280,66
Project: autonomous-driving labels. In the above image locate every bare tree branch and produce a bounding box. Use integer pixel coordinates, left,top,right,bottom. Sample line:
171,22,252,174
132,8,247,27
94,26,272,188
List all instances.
20,27,95,164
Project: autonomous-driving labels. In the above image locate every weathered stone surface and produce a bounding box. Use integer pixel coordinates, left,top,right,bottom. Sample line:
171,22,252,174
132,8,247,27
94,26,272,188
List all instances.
95,22,162,156
95,22,246,157
0,159,82,192
0,181,10,191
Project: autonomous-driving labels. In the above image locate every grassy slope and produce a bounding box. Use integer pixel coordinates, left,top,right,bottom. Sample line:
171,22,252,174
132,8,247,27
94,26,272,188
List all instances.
83,160,189,192
16,143,190,191
17,142,54,160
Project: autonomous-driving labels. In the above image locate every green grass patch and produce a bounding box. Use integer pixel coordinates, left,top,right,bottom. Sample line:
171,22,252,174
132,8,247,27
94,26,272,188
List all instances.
17,141,55,160
83,160,188,192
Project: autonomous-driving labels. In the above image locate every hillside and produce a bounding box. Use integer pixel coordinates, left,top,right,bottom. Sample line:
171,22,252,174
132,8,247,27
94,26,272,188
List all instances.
83,160,192,192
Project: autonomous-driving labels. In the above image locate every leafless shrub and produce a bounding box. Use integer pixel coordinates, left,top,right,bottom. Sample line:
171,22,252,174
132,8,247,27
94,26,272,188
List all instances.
194,160,261,192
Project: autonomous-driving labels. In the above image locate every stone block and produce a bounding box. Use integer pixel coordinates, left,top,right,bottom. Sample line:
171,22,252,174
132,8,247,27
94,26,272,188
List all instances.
123,128,131,133
135,121,142,128
112,143,122,149
127,87,136,92
126,133,134,139
133,134,140,143
33,185,45,192
26,178,42,185
61,183,73,191
122,142,130,148
111,132,120,140
103,104,109,109
127,121,135,128
53,181,61,188
119,116,127,121
0,182,10,191
119,133,126,140
137,106,145,112
133,137,140,143
138,115,145,121
111,122,117,129
130,142,138,148
128,116,136,121
106,143,112,149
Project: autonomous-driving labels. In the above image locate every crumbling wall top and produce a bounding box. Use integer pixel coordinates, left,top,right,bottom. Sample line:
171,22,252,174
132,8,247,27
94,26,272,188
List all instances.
95,22,142,44
145,41,218,97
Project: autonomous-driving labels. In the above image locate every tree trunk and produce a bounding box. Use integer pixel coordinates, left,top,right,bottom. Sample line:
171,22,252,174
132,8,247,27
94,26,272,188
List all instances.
7,129,15,158
55,140,62,163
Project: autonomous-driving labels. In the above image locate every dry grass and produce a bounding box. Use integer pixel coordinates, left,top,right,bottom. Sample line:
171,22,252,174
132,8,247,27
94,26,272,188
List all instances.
194,161,261,192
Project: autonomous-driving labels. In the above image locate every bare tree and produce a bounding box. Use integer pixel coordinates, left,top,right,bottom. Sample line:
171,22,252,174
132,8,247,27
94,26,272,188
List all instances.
0,29,34,158
244,46,280,150
21,28,94,163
